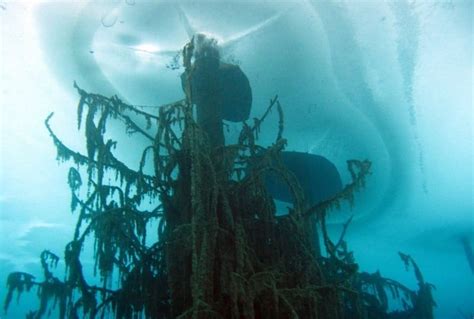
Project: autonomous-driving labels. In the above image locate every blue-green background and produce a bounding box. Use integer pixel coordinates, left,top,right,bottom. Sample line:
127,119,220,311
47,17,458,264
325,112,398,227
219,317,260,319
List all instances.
0,1,472,318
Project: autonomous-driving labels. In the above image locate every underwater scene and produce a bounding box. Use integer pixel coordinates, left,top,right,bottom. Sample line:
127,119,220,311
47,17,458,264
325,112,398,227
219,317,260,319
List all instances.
0,1,472,318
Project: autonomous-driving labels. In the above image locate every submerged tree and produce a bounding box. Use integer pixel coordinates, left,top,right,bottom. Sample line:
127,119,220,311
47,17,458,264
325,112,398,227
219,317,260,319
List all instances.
4,37,435,319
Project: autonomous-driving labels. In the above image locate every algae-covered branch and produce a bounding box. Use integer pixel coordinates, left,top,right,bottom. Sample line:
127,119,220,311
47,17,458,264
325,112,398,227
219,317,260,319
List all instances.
4,35,435,319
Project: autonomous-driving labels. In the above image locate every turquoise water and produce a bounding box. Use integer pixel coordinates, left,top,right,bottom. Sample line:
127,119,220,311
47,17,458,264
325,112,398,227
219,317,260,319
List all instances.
0,1,472,318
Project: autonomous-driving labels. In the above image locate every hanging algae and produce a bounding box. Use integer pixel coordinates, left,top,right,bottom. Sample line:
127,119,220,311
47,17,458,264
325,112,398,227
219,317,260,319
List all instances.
4,42,435,319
